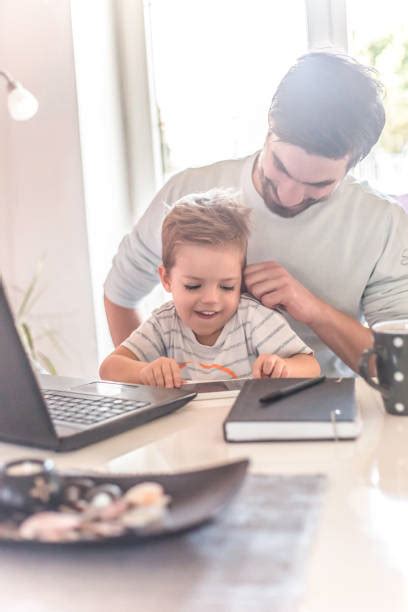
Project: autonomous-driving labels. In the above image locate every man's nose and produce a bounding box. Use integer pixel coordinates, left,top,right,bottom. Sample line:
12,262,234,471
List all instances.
277,179,305,207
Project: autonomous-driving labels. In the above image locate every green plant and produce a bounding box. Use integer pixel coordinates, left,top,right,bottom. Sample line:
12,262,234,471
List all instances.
13,258,61,375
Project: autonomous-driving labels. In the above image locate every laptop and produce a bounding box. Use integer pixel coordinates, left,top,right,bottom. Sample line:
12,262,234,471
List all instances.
0,281,196,452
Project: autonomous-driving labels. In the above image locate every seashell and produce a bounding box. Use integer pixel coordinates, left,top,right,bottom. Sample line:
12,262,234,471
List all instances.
74,499,90,512
98,498,129,521
89,492,113,509
124,482,166,507
62,478,95,503
63,485,84,504
19,511,82,540
80,521,125,539
85,484,123,503
59,504,78,513
37,528,81,543
121,504,166,529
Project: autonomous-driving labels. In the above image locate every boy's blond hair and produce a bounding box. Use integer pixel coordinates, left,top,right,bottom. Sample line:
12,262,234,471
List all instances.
161,189,251,270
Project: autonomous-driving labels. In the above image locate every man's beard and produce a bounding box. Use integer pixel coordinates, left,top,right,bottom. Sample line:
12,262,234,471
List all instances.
258,166,322,218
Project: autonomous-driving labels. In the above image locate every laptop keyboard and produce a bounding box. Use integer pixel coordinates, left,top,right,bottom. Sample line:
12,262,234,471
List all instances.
43,391,150,426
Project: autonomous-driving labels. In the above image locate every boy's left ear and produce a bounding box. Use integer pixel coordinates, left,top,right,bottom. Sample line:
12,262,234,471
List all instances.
158,265,172,292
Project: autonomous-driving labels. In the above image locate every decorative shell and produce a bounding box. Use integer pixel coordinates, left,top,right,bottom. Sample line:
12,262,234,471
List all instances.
124,482,166,507
19,511,82,541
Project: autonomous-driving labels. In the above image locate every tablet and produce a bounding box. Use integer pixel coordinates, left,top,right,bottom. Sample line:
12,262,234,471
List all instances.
183,378,250,400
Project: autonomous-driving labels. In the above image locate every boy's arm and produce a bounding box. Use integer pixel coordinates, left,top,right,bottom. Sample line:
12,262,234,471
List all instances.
99,346,183,388
99,346,150,384
244,299,320,378
253,353,320,379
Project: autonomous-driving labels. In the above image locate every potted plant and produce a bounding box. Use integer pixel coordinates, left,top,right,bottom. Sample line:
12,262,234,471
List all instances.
11,258,60,375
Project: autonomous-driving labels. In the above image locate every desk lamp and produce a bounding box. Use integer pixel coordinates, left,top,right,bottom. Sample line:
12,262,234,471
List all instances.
0,70,38,120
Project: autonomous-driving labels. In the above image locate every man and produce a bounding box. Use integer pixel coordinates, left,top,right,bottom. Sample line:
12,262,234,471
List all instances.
104,51,408,377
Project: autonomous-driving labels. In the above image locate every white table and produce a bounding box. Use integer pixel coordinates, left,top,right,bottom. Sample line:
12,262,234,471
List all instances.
0,378,407,612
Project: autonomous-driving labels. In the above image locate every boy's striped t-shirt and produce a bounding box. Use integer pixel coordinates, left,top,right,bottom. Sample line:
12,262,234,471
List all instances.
122,294,312,381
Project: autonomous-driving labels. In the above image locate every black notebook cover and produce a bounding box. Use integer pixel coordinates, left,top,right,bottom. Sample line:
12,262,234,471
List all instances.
223,378,361,442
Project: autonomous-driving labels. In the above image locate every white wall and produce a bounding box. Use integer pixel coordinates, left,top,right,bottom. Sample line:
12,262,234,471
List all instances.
71,0,132,362
0,0,128,378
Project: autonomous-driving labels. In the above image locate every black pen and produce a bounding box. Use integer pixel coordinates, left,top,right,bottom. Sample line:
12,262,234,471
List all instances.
259,376,326,404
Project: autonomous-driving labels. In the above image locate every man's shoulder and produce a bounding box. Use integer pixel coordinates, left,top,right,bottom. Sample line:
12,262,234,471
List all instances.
345,176,408,227
137,152,257,226
150,301,179,327
341,176,397,210
164,154,256,196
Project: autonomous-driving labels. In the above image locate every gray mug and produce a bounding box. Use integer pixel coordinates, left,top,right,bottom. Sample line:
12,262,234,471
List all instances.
359,319,408,415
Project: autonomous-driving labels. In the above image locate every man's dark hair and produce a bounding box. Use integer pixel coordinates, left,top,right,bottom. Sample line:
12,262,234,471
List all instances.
268,51,385,168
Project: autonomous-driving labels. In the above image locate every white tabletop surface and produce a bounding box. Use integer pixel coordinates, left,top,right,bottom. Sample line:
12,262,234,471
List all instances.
0,378,407,611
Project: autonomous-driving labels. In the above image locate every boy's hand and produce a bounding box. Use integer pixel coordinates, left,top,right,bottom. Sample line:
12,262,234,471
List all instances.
252,354,289,379
139,357,183,388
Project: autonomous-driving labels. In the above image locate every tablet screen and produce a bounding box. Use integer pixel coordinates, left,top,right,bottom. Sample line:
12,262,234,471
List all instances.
183,379,249,395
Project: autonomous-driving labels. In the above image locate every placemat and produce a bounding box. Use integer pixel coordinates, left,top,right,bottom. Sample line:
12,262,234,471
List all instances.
0,473,326,612
176,473,327,612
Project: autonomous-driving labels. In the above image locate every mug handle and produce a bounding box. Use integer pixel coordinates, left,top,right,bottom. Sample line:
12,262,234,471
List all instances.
358,347,388,395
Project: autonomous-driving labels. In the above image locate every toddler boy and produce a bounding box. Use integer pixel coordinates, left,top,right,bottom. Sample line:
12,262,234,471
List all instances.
99,190,320,387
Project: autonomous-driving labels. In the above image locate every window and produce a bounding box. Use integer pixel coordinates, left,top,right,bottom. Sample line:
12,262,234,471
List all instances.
346,0,408,195
146,0,308,181
124,0,408,321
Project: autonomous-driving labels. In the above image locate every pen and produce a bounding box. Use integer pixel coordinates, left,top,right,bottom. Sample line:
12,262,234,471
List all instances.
259,376,326,404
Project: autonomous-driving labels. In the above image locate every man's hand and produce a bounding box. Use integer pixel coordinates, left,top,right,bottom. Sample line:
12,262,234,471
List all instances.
139,357,183,388
245,260,374,374
252,354,289,379
244,261,322,325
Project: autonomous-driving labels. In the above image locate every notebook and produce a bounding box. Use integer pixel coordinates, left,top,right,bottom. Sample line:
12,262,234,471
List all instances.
223,378,361,442
0,281,196,452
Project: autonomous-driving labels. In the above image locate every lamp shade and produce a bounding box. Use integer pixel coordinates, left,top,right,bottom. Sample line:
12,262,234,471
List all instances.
7,82,39,121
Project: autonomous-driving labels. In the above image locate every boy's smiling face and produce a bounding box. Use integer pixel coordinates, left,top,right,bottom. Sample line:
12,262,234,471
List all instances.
159,243,243,346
